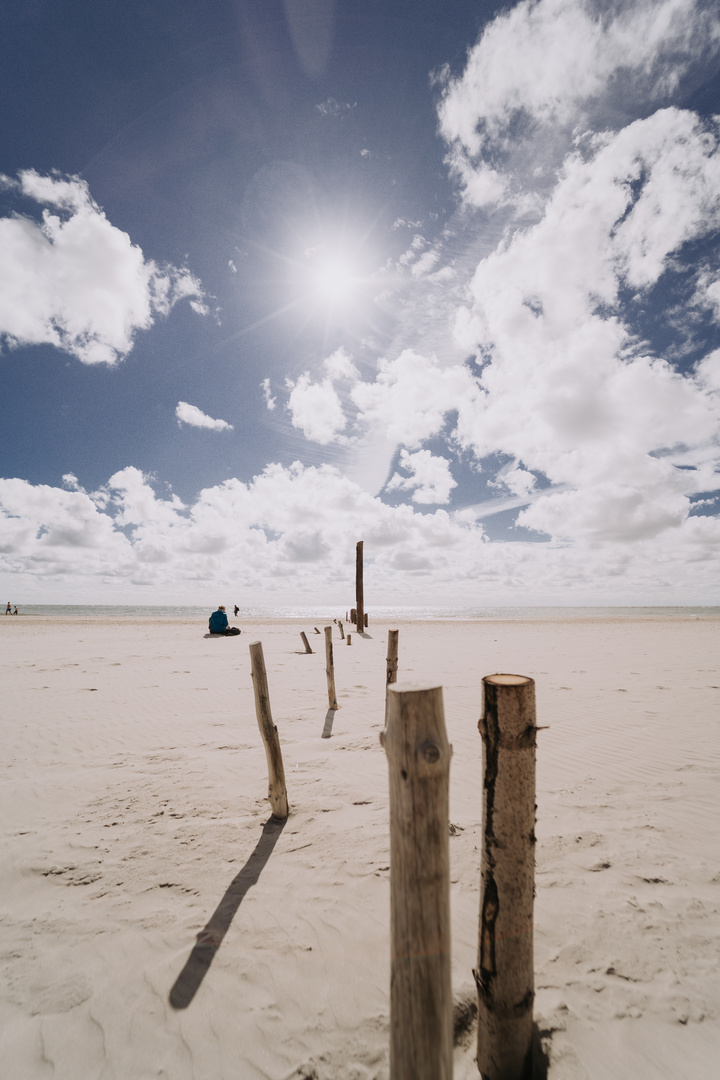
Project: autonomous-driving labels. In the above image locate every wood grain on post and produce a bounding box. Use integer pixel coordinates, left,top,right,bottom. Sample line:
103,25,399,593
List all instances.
381,683,453,1080
355,540,364,634
324,625,339,710
476,674,536,1080
248,641,289,820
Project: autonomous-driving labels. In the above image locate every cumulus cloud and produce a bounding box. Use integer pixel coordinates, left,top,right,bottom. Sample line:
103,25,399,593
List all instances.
386,449,457,504
437,0,720,207
324,346,359,382
175,402,233,431
4,463,720,604
286,373,348,444
0,170,206,365
351,350,477,448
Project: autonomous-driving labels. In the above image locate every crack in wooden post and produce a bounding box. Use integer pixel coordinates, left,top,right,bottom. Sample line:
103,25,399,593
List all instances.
476,674,536,1080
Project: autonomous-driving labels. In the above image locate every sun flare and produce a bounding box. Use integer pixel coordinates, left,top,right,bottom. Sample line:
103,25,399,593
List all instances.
308,256,358,304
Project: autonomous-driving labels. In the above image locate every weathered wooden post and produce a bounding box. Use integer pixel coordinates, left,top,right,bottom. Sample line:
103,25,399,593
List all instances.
300,631,313,654
314,627,321,634
337,620,345,640
381,683,453,1080
248,641,289,820
346,633,351,645
386,629,399,692
324,625,339,710
356,540,364,633
476,675,537,1080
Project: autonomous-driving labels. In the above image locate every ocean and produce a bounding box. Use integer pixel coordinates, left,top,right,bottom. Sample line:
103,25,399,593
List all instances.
6,605,720,620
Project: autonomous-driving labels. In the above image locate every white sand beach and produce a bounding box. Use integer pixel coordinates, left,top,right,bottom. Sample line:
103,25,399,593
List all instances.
1,614,718,1079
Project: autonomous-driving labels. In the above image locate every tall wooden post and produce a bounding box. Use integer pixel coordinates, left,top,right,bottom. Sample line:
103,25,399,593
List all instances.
476,675,536,1080
381,683,453,1080
324,625,339,710
386,629,399,691
355,540,364,634
248,642,289,820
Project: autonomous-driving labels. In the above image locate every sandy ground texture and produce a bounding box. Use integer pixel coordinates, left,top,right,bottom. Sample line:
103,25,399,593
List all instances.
0,614,718,1080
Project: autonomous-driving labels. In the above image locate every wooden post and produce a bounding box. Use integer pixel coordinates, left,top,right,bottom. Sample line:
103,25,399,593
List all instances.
345,610,349,621
476,675,536,1080
381,683,453,1080
356,540,364,634
347,633,351,645
300,631,313,654
386,629,399,702
337,620,345,640
350,607,357,625
248,642,289,820
324,625,339,710
314,627,321,634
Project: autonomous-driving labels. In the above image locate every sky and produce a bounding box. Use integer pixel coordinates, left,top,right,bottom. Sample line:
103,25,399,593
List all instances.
2,0,720,607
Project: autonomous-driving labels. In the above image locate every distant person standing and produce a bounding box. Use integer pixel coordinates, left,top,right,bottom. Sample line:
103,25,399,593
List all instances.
234,605,239,617
5,601,10,615
13,606,18,615
208,605,240,636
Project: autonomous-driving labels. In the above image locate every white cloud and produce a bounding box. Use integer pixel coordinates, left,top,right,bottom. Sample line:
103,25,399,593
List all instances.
175,402,233,431
437,0,720,207
350,350,477,448
0,170,206,364
261,378,277,410
324,346,359,382
315,98,356,117
4,463,720,604
286,373,347,444
444,108,720,541
386,449,457,504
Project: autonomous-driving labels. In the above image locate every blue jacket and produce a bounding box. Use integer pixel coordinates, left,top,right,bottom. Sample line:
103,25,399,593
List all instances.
209,609,229,633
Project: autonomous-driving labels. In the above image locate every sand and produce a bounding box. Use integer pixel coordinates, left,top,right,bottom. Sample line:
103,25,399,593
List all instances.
0,614,718,1079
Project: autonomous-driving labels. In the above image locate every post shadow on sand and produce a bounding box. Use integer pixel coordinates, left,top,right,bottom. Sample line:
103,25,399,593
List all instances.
169,815,287,1010
321,707,337,738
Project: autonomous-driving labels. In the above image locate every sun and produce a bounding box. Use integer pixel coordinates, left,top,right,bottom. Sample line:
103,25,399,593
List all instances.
302,247,363,311
308,254,358,305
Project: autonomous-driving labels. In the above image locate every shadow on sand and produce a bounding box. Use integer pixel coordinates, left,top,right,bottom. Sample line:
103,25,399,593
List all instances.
169,815,287,1009
321,707,337,739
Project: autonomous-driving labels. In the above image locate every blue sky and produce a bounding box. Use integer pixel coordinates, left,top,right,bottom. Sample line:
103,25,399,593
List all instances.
2,0,720,605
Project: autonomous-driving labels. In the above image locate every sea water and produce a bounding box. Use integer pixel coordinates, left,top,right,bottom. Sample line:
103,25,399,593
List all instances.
8,605,720,620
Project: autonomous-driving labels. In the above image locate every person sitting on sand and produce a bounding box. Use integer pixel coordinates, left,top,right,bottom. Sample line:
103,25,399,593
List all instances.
208,605,240,636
